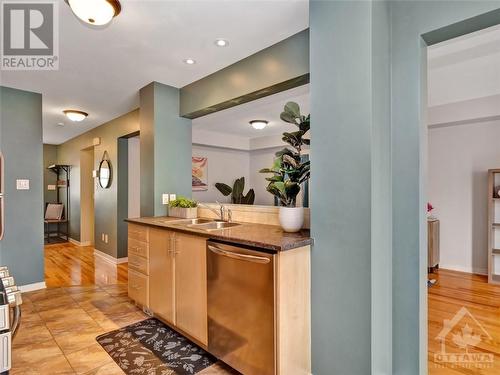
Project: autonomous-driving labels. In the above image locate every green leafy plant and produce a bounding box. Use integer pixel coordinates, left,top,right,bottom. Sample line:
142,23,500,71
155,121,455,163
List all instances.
259,102,310,207
215,177,255,205
169,196,197,208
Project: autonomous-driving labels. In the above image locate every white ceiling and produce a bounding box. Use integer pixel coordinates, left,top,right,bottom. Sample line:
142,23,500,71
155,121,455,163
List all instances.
428,24,500,108
0,0,309,144
192,84,309,139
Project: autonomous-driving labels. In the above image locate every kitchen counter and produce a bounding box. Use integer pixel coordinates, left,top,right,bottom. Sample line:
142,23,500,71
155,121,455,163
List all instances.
125,216,313,252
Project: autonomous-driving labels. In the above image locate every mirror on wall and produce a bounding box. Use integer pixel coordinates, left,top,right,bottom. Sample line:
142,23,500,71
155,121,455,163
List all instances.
191,84,310,207
98,153,112,189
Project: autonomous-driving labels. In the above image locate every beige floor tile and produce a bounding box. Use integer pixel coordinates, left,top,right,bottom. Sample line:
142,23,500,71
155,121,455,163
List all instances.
100,285,128,298
53,326,107,355
198,361,241,374
45,312,101,336
12,339,75,374
24,287,68,302
63,285,101,295
83,361,124,375
20,309,43,325
70,290,112,304
11,355,76,375
13,321,53,349
65,343,112,374
33,294,79,312
38,306,91,323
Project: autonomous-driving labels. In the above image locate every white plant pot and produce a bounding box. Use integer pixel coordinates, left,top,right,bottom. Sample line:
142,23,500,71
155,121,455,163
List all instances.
279,207,304,233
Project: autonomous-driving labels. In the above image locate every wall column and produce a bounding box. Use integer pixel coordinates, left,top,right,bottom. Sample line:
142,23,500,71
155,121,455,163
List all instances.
140,82,192,216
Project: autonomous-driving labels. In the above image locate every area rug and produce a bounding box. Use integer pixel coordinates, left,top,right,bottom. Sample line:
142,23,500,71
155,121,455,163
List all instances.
96,318,217,375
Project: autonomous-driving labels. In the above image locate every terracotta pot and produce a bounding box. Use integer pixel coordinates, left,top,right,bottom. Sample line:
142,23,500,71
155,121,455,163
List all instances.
279,206,304,233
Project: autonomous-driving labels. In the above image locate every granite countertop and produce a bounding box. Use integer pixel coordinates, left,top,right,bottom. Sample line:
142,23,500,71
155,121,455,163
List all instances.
126,216,313,252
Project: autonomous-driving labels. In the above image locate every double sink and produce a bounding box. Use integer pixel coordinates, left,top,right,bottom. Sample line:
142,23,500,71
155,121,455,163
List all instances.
153,218,241,231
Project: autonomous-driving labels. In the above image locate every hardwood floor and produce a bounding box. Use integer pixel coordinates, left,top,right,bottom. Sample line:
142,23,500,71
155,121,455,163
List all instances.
428,269,500,374
45,243,127,287
13,242,235,375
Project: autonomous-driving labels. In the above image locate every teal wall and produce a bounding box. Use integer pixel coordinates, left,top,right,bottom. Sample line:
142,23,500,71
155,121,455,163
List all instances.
0,86,44,286
311,1,500,374
140,82,192,216
310,2,378,374
390,2,500,373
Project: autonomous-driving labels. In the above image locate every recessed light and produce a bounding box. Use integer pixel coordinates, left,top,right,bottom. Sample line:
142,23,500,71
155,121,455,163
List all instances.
57,122,65,127
215,39,228,47
65,0,121,26
249,120,268,130
183,58,196,65
63,109,88,122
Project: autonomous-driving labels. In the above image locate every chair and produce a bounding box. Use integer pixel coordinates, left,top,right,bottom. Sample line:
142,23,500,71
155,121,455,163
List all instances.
44,203,68,243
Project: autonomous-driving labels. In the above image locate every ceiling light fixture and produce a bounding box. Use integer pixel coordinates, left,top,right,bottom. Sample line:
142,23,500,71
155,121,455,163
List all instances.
65,0,121,26
215,39,228,47
249,120,268,130
63,110,88,122
183,58,196,65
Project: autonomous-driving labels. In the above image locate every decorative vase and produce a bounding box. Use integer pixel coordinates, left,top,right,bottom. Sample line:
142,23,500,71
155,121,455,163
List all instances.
279,207,304,233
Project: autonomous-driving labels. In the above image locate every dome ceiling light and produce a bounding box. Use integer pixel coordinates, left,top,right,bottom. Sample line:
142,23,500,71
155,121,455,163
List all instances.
65,0,121,26
249,120,268,130
63,110,88,122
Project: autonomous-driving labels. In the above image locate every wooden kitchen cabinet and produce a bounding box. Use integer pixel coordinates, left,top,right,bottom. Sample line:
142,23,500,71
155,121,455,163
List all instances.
174,233,208,345
149,228,175,324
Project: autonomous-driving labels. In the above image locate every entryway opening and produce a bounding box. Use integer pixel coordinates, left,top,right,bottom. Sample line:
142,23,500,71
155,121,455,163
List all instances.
424,22,500,373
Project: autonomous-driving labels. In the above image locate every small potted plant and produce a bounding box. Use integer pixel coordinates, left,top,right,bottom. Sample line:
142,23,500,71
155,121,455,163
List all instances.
260,102,310,232
169,196,198,219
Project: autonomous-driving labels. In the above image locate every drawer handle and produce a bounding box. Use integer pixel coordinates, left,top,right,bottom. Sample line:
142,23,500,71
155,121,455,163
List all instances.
130,284,141,290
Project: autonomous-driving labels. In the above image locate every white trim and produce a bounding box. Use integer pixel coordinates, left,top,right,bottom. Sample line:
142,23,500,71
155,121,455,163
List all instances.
69,238,92,247
438,264,488,276
20,282,46,293
94,249,128,264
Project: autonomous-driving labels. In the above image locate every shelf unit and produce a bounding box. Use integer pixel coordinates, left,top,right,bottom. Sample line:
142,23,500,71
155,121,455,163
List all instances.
47,164,71,237
488,169,500,284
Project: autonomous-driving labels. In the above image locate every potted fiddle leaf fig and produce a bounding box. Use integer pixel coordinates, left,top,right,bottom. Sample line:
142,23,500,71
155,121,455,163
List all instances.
260,102,310,232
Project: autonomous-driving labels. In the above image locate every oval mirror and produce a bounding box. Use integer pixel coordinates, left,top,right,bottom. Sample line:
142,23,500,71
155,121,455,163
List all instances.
98,159,112,188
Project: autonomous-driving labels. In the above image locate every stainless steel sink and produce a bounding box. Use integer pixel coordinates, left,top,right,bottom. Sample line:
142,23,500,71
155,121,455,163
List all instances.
153,218,213,225
188,221,241,231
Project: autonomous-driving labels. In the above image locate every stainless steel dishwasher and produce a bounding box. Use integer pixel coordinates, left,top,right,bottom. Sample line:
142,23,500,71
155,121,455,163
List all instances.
207,241,275,375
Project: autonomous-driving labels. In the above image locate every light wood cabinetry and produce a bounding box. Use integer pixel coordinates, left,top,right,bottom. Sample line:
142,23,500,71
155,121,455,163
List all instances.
174,233,208,345
149,228,175,324
127,225,149,308
127,223,311,374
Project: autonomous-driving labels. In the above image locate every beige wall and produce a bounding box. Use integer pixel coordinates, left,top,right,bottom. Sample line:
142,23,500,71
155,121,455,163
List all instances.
57,109,139,257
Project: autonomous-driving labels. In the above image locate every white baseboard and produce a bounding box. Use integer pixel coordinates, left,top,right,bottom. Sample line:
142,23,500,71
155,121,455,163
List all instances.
69,238,92,247
94,249,128,265
20,281,46,293
439,264,488,276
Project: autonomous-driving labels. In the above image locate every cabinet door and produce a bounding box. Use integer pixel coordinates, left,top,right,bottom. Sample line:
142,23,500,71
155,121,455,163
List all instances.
149,228,175,324
175,234,208,345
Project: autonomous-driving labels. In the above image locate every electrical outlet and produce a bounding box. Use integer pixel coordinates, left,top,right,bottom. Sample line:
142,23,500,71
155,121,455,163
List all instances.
101,233,105,242
104,234,109,244
169,194,176,201
162,194,169,205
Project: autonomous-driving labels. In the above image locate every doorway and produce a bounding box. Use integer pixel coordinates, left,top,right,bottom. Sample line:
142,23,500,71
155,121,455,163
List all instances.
80,147,95,246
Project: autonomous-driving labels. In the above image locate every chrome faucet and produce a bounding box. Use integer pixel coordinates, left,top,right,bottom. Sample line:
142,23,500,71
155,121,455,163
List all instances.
198,202,232,222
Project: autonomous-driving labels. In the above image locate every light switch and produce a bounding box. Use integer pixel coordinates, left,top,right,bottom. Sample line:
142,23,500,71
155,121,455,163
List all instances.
16,179,30,190
47,185,56,191
169,194,176,201
104,234,108,244
162,194,169,205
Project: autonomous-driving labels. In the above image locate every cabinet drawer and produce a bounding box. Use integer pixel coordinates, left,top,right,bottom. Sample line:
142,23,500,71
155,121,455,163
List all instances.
128,224,149,242
128,238,149,259
128,269,149,307
129,253,149,275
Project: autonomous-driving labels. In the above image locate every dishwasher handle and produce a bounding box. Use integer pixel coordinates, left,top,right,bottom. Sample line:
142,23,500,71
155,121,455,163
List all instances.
208,244,270,264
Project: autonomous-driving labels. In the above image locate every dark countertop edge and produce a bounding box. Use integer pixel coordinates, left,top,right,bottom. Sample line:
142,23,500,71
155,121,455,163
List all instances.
125,218,313,252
